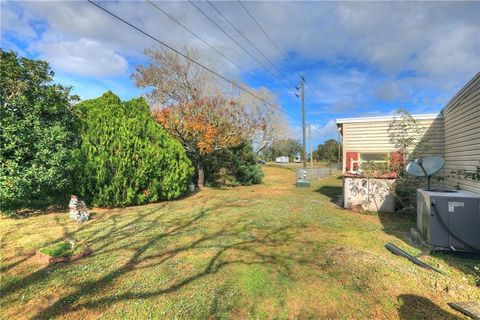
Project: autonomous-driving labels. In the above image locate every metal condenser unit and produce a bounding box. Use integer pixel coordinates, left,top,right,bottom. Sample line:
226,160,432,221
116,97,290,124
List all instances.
417,188,480,252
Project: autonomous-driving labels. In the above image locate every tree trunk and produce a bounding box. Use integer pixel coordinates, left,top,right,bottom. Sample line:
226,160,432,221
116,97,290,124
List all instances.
196,160,205,188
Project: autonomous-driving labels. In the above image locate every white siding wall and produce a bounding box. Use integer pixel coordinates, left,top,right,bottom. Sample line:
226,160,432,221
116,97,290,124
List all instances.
442,73,480,193
341,118,443,172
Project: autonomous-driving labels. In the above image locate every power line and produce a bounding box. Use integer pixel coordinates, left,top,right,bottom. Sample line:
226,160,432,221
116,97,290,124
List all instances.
189,0,295,100
87,0,285,114
207,0,298,90
188,0,278,79
237,0,324,104
207,2,277,77
237,0,296,72
146,0,265,87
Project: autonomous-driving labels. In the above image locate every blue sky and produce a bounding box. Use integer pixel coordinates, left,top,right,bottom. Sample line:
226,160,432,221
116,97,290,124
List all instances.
2,1,479,148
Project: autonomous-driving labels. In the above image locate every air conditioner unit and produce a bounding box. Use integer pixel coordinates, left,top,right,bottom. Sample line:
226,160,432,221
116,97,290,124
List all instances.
417,188,480,252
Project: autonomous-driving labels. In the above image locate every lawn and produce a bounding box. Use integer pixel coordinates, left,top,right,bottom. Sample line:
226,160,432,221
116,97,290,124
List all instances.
265,161,330,171
1,165,479,319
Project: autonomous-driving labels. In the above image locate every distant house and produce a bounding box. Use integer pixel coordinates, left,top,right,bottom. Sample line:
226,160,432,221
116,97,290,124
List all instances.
336,72,480,212
276,156,289,163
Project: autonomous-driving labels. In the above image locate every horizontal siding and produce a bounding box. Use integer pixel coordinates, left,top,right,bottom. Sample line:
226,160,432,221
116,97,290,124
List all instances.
340,73,480,196
444,142,480,152
443,82,480,117
443,73,480,194
444,112,480,131
342,118,443,172
444,123,480,139
443,106,480,129
444,133,480,147
443,165,478,171
442,149,479,156
444,176,480,191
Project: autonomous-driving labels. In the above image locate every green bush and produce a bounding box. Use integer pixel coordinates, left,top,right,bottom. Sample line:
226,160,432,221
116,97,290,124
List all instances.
0,50,79,213
75,92,193,207
235,164,264,185
205,141,263,187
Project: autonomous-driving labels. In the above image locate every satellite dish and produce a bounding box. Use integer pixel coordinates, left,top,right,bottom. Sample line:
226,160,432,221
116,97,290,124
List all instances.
406,156,444,189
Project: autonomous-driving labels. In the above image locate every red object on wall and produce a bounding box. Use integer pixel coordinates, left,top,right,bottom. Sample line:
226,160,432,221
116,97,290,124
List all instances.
390,151,404,168
346,151,359,172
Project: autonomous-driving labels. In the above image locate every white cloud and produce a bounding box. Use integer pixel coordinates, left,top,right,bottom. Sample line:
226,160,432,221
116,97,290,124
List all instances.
2,0,478,110
7,1,478,78
292,119,339,142
375,82,407,102
1,4,36,38
414,25,479,76
302,69,368,114
31,38,128,77
310,120,339,140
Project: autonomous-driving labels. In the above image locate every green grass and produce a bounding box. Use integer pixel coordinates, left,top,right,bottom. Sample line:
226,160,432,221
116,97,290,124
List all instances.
0,166,478,319
39,241,72,258
264,161,329,172
38,241,88,259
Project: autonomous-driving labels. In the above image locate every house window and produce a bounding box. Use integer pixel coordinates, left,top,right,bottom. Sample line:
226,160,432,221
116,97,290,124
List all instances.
359,153,389,172
346,151,403,174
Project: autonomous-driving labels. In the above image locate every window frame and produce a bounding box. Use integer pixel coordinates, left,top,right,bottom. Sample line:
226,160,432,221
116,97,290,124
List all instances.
350,152,389,174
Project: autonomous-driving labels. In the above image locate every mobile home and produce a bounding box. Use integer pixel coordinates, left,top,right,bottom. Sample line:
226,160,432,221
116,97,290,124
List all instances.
275,156,289,163
336,72,480,212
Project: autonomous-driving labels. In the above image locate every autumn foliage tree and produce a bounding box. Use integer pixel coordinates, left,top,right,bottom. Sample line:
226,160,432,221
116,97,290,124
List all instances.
153,98,243,187
233,88,289,154
134,46,289,187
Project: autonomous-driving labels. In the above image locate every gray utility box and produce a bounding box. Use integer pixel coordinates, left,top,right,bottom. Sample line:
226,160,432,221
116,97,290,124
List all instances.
417,188,480,252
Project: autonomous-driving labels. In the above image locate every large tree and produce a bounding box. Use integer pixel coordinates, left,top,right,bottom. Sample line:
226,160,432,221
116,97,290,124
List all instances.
234,89,289,154
153,98,243,187
133,46,286,186
261,139,303,161
317,139,342,164
132,46,219,106
75,92,193,207
0,50,79,212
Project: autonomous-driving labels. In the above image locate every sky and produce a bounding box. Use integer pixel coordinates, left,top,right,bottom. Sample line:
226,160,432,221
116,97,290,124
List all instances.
1,0,479,148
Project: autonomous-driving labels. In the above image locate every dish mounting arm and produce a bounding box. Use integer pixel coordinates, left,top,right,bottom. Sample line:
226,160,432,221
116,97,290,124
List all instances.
415,159,432,189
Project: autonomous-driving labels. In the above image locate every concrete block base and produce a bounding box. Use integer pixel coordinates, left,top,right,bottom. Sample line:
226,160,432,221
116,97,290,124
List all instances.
343,176,395,213
296,180,311,188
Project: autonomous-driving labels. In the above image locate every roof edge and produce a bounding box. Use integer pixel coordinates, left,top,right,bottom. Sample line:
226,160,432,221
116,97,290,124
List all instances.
336,113,441,125
441,72,480,114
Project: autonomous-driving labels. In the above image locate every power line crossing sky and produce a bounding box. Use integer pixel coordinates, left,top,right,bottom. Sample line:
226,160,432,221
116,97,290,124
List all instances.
2,0,478,146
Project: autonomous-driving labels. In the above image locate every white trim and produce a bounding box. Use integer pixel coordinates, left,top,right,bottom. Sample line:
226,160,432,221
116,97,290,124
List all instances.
348,152,390,174
336,113,441,124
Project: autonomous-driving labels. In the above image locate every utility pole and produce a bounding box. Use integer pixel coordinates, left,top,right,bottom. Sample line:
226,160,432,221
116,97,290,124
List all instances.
301,77,306,170
295,76,307,176
309,124,313,170
295,77,310,188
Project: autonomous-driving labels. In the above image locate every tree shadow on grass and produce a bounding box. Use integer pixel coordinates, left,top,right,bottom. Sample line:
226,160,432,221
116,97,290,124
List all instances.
397,294,459,320
312,177,480,294
0,206,166,294
378,210,480,284
314,185,342,204
2,199,311,319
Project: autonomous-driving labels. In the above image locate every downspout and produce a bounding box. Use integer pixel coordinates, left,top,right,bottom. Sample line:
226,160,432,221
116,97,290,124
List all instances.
441,111,445,189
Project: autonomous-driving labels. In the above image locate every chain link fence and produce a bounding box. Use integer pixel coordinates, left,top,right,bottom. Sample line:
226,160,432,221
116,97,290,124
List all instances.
296,167,341,181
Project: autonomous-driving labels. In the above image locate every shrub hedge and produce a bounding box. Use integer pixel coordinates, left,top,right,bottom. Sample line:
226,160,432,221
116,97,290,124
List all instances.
204,141,263,187
75,92,193,207
0,50,79,213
